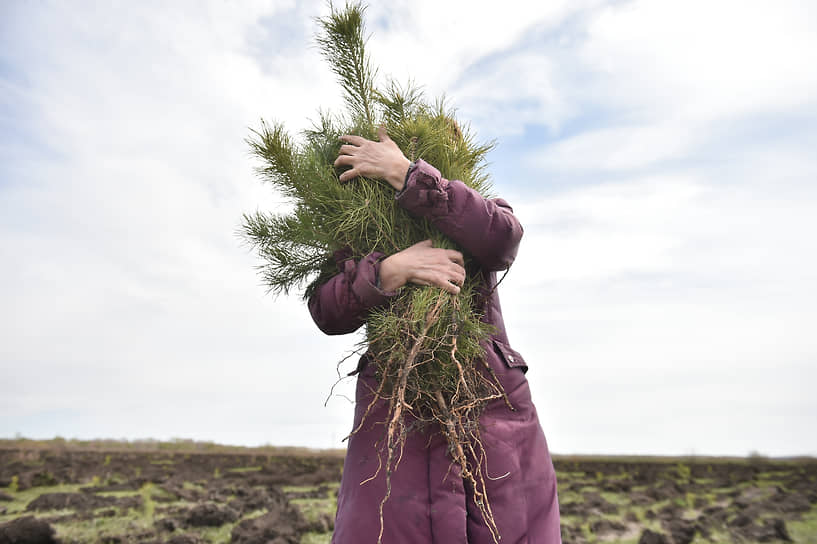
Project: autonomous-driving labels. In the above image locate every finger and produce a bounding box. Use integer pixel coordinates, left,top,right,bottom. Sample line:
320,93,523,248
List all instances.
338,144,358,155
411,269,443,288
333,154,354,167
446,250,464,267
429,272,458,295
338,168,358,183
449,264,466,284
447,271,465,289
442,276,461,295
377,125,391,142
339,134,367,146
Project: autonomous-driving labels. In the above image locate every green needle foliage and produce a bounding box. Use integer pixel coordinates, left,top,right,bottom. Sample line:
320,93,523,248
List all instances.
241,3,509,542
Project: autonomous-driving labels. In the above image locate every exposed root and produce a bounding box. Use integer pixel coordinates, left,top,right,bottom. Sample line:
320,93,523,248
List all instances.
361,290,508,544
376,295,445,543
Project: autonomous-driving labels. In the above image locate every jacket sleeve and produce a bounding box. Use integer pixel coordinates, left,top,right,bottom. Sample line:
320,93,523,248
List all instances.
395,159,523,271
308,251,400,335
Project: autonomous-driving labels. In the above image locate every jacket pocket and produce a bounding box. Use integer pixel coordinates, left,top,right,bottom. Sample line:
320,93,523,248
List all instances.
491,338,528,373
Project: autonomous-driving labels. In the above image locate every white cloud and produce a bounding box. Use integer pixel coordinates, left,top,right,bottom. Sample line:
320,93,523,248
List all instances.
582,0,817,120
531,118,700,174
500,137,817,454
2,1,816,455
363,0,588,92
0,0,361,448
439,0,817,141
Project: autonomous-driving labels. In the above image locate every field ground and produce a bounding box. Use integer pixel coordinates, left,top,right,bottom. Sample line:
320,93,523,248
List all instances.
1,439,815,543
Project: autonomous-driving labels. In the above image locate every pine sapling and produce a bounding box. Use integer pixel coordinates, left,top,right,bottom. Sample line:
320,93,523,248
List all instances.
241,4,514,541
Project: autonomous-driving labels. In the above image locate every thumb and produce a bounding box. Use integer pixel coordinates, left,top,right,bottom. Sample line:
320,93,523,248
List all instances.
377,125,391,142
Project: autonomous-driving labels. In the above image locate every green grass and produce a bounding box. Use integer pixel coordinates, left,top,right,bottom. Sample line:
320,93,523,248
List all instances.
182,508,278,544
95,490,139,498
688,528,732,544
10,508,75,520
291,497,336,525
301,532,332,544
150,486,176,501
139,482,155,521
52,509,153,542
92,485,172,501
600,491,631,506
281,482,338,533
602,536,640,544
282,482,340,495
225,466,262,473
0,482,85,523
46,499,273,544
241,509,267,521
789,509,817,543
555,489,584,505
282,484,322,494
182,481,208,492
53,518,143,542
198,523,235,543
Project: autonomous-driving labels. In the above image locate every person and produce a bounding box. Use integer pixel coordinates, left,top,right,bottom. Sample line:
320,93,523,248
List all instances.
308,127,562,543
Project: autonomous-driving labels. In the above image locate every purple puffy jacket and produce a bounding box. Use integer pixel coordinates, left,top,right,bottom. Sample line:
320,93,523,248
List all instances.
309,160,561,543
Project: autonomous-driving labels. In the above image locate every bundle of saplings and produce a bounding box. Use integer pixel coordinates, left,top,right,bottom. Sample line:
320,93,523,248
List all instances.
241,4,512,541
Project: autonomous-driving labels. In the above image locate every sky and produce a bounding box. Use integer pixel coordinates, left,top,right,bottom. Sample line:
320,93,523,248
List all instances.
1,0,815,457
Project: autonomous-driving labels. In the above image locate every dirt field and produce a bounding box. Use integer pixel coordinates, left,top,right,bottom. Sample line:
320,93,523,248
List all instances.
1,439,815,543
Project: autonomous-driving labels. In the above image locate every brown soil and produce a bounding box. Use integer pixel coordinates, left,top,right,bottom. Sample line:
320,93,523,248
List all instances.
552,457,814,543
0,515,58,544
0,447,344,543
0,446,815,543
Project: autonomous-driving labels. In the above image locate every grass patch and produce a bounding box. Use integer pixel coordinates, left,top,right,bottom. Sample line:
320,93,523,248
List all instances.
240,509,267,522
198,522,236,543
788,508,817,543
291,498,336,525
301,532,332,544
282,484,321,494
600,491,631,506
53,511,152,542
688,528,734,544
577,485,601,494
282,482,339,496
0,483,85,522
149,486,176,501
627,500,672,523
10,508,75,520
95,485,172,501
556,489,584,505
95,490,138,498
601,536,640,544
183,481,208,492
226,466,263,473
196,507,273,543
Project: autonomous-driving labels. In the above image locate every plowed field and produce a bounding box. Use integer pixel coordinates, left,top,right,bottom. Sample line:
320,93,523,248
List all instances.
1,441,815,543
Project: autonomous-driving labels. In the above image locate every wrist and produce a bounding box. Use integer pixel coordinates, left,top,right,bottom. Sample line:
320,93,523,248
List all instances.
378,253,406,292
386,157,412,191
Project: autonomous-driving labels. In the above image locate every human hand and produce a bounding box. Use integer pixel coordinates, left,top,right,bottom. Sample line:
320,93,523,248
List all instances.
334,126,411,190
379,240,466,295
